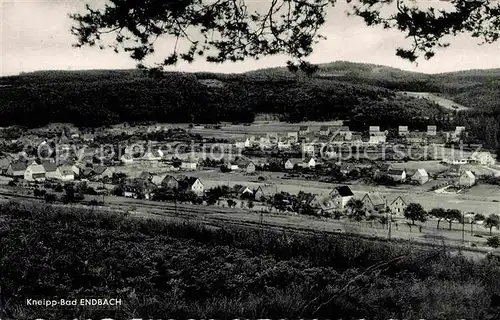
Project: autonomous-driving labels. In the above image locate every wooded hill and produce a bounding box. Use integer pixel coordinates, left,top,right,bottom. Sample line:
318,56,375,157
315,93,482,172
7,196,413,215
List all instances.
0,62,498,132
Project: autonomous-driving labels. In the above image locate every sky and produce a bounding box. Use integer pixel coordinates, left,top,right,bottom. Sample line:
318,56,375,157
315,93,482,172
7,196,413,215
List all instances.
1,0,499,76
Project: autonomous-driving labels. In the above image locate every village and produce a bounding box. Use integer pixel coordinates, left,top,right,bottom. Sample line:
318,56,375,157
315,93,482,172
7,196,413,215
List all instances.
0,120,499,233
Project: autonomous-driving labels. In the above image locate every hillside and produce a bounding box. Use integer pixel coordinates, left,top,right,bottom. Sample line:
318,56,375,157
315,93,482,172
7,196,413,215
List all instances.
0,68,448,129
248,61,500,112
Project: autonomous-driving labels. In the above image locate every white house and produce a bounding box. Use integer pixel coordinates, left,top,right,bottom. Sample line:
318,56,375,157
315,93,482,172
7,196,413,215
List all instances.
6,162,27,178
427,125,437,136
302,144,315,154
398,126,409,136
471,152,495,165
181,160,198,171
369,126,380,134
43,162,58,180
389,196,407,215
319,126,330,136
411,168,429,184
304,157,316,168
287,132,299,143
55,166,75,181
369,132,386,144
284,159,302,170
459,170,475,187
329,185,354,210
179,177,204,195
24,164,46,181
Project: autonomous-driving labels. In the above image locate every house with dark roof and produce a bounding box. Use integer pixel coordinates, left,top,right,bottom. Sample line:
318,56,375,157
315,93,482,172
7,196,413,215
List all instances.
92,166,113,181
6,161,27,177
387,168,407,182
319,126,330,136
43,162,58,180
298,126,309,135
329,185,354,209
389,196,408,215
254,184,277,201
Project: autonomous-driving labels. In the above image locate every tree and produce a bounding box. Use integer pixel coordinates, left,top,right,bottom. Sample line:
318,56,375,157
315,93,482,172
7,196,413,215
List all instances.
44,193,57,203
403,203,427,226
444,209,462,231
70,0,500,72
227,199,236,208
429,208,446,229
248,201,254,209
485,214,500,236
487,236,500,248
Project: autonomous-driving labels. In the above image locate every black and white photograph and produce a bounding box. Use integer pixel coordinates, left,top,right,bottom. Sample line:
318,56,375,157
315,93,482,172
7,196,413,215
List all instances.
1,0,500,319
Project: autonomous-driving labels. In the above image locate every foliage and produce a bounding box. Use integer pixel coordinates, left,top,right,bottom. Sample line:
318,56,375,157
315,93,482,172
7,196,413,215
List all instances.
429,208,446,229
1,201,500,319
487,236,500,249
69,0,500,69
403,203,427,225
444,209,463,231
485,214,500,236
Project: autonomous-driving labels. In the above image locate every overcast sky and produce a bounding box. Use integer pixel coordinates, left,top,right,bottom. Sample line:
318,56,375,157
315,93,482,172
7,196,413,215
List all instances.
1,0,499,76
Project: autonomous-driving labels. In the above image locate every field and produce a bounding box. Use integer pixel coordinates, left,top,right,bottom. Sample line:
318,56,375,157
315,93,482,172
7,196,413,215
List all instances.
2,201,500,319
400,92,470,111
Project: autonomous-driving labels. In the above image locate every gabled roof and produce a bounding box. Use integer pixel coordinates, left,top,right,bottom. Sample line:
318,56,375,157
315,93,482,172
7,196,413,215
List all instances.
363,192,385,207
389,195,408,206
287,158,303,165
28,164,45,174
43,162,58,172
255,184,277,196
299,126,308,130
461,170,475,178
319,125,329,131
237,186,253,194
10,162,27,171
332,185,354,197
413,168,428,177
58,166,74,176
178,176,202,189
93,165,109,175
388,168,406,176
449,164,462,173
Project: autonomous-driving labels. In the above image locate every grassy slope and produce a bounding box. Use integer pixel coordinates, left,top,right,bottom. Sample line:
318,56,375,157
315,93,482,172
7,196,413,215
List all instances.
1,201,500,319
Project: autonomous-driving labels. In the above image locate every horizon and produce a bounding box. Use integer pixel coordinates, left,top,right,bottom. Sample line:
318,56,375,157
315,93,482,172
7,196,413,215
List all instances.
3,60,500,78
1,1,499,77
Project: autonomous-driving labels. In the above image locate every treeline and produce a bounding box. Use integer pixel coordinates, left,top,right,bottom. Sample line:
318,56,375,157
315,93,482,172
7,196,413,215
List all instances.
0,70,445,129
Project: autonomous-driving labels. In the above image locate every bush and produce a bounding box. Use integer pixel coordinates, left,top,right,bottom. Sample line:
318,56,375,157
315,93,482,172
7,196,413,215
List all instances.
487,236,500,248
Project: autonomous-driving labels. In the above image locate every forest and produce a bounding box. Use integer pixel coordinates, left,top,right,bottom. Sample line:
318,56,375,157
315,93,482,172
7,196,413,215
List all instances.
0,62,499,149
1,200,500,319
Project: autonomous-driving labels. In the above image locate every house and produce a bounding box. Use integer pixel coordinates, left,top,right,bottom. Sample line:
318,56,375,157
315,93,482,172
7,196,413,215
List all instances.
284,159,302,170
6,162,27,178
350,134,363,145
427,125,437,136
24,164,46,181
160,175,179,189
178,176,204,195
398,126,409,136
301,143,315,154
43,162,58,180
138,171,154,182
278,139,292,150
369,126,380,134
298,126,309,135
121,154,134,164
0,154,14,174
406,132,426,145
459,170,475,187
471,152,495,165
235,159,256,174
236,185,254,197
93,166,113,180
142,149,163,161
254,184,277,201
123,185,141,198
319,126,330,136
82,134,95,142
304,157,316,168
225,161,240,171
452,126,466,141
369,132,386,144
181,160,198,171
309,193,337,215
387,168,407,182
55,166,75,181
448,164,462,177
338,126,351,136
287,132,299,143
411,168,429,184
361,192,386,213
329,185,354,209
389,196,407,215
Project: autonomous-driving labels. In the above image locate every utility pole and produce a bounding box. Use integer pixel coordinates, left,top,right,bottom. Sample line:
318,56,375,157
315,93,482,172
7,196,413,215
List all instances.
462,211,465,244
